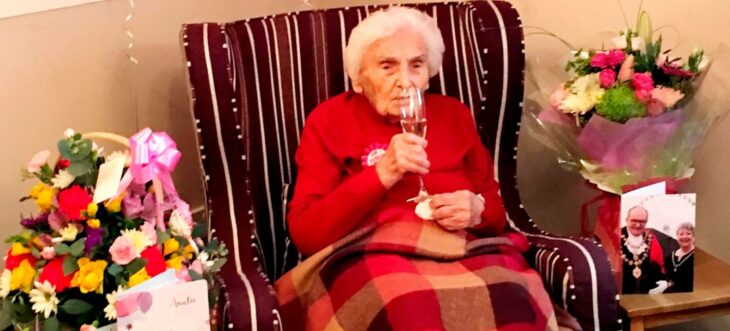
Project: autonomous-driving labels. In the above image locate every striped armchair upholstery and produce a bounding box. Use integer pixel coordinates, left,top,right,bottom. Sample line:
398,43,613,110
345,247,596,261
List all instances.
181,1,619,330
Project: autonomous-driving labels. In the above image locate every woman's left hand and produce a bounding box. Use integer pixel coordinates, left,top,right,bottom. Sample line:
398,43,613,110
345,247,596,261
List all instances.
429,190,484,231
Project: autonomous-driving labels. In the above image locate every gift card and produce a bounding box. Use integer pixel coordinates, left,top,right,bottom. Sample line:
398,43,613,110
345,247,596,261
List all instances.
619,193,696,294
115,279,210,331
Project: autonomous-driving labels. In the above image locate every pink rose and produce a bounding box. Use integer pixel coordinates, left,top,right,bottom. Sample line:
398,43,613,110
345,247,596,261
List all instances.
48,212,67,232
175,267,192,282
617,55,635,82
647,100,667,116
80,325,97,331
651,87,685,108
190,260,204,275
27,150,50,173
550,86,570,109
632,72,654,91
41,247,56,260
590,52,608,68
109,237,140,265
140,222,157,244
599,69,616,88
605,50,626,67
590,50,625,68
635,89,652,104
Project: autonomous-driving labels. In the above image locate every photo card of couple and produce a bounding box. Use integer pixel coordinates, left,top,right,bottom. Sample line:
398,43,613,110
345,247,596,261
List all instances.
619,188,696,294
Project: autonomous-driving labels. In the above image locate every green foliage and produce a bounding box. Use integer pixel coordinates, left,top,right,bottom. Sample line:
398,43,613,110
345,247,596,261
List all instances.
125,258,147,275
55,243,70,256
565,49,597,76
595,86,647,123
70,239,86,257
63,256,79,276
688,49,704,73
634,36,662,73
43,316,59,331
60,299,93,315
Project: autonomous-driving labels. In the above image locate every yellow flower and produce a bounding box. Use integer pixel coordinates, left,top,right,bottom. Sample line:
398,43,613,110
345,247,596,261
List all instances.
29,183,46,198
86,219,101,229
60,225,79,242
35,187,56,212
128,269,150,288
105,194,125,213
70,258,107,294
183,245,195,260
87,203,99,218
163,238,180,256
121,229,152,252
10,243,31,256
165,255,183,271
10,260,36,293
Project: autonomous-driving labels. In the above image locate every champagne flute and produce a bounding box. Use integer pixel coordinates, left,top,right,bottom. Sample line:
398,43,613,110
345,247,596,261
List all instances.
399,87,429,202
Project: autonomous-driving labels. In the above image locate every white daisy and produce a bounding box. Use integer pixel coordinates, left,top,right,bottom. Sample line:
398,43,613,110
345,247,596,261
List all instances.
169,209,192,237
64,128,75,138
0,269,11,298
29,281,59,318
51,170,76,189
104,285,125,320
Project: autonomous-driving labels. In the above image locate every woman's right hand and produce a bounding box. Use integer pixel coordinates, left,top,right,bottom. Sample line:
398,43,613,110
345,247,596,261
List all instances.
375,133,429,189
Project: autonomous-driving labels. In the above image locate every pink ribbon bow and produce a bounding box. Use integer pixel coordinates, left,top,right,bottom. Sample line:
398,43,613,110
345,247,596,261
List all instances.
129,128,181,195
116,128,183,230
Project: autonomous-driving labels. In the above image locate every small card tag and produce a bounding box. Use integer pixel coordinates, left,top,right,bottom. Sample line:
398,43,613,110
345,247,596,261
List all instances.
93,156,125,203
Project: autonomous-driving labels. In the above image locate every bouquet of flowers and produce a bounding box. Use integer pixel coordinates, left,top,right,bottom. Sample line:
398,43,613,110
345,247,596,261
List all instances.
0,129,227,330
524,11,726,194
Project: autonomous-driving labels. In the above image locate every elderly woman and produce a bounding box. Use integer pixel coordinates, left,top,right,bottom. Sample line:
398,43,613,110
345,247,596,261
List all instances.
275,7,558,330
664,222,696,293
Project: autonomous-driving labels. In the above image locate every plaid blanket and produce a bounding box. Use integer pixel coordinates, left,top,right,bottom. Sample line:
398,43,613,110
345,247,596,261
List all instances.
276,209,558,331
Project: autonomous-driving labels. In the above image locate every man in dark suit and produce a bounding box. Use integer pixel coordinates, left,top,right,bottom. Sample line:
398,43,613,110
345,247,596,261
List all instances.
621,206,668,294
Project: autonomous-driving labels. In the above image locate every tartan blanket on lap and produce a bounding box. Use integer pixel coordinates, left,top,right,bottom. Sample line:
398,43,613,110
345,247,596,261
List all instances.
276,215,558,331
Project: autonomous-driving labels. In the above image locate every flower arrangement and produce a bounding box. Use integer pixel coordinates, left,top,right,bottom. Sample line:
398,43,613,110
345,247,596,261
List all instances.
525,11,726,194
0,129,227,330
552,16,707,125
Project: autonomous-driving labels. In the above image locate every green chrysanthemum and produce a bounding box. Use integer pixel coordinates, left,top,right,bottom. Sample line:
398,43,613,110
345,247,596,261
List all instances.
595,85,647,123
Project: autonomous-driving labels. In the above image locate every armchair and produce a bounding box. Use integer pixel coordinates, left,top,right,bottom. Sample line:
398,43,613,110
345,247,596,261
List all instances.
181,2,619,330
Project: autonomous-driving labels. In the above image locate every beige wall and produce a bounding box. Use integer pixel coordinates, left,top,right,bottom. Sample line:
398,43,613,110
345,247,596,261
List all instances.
2,0,729,329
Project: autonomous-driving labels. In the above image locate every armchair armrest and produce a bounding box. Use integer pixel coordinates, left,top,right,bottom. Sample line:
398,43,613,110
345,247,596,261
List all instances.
525,233,620,331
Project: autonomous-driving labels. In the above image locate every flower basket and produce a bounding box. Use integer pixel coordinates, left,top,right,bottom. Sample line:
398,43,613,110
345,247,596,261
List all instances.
1,129,227,330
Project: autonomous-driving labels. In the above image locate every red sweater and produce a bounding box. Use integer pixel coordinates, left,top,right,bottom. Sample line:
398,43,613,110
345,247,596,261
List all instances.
288,92,507,255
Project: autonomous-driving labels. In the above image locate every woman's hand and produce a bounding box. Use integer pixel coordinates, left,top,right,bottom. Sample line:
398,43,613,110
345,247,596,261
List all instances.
430,190,484,231
375,133,429,189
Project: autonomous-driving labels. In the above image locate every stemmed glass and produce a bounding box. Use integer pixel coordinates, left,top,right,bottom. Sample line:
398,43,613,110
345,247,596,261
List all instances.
399,87,430,202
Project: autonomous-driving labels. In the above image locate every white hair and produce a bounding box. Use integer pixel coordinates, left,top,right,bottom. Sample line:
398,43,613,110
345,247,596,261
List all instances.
344,6,445,83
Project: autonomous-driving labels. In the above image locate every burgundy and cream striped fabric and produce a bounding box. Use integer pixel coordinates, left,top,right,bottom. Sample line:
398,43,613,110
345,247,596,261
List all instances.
181,1,618,330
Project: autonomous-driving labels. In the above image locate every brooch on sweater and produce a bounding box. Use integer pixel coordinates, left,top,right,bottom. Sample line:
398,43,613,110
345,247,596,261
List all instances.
361,143,387,167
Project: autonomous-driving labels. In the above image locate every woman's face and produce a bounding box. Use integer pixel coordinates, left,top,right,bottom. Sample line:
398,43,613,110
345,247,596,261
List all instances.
677,228,695,249
355,27,431,119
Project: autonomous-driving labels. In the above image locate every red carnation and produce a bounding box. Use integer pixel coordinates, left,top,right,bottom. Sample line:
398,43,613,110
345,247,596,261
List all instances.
4,249,36,271
58,185,92,221
57,159,70,170
661,64,694,78
141,246,166,277
38,256,75,292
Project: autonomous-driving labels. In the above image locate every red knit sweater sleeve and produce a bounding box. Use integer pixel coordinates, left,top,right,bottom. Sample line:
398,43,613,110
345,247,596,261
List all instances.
453,103,507,236
287,108,388,256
